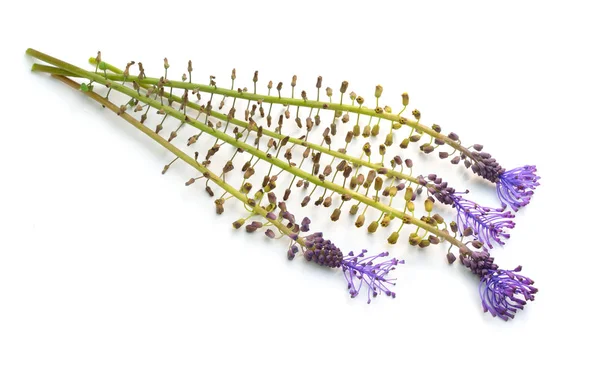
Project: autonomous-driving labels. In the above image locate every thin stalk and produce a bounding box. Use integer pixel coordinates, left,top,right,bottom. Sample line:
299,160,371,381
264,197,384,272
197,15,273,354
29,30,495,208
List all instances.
50,74,303,245
26,48,466,249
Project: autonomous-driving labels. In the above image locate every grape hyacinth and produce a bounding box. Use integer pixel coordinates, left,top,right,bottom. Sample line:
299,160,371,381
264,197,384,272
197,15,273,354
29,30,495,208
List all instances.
457,248,537,320
479,266,538,321
295,232,403,303
496,165,540,211
26,48,539,320
424,175,515,248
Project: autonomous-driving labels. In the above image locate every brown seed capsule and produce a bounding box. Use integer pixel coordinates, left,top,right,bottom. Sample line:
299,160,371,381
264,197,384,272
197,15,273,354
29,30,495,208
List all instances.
356,174,365,186
331,208,341,221
233,219,245,229
330,123,337,136
367,221,379,233
418,240,430,248
388,231,399,244
409,233,420,246
405,159,413,168
385,133,393,146
421,144,435,154
371,124,380,136
214,198,224,214
277,82,283,91
296,180,304,188
207,186,215,197
355,214,365,228
301,196,311,207
350,177,358,190
409,134,421,142
450,221,458,233
375,177,383,191
439,151,449,159
323,165,333,176
323,197,332,207
402,92,409,106
362,125,371,137
343,165,352,178
342,113,350,123
283,188,292,201
380,214,391,227
340,81,349,93
291,75,297,87
341,193,352,201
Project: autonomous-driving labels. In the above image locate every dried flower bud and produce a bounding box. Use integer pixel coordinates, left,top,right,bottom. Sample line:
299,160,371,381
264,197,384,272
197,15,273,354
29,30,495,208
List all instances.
418,240,430,248
340,81,349,93
388,231,399,244
439,151,449,159
326,87,333,97
367,221,379,233
185,178,196,186
355,214,365,228
385,133,394,146
323,197,332,207
374,177,383,191
375,85,383,98
402,92,409,106
405,159,413,168
412,109,421,120
400,138,410,149
381,214,391,227
371,124,380,136
362,125,371,137
214,199,224,214
425,198,434,212
291,75,297,87
331,208,341,221
446,253,457,264
350,204,359,215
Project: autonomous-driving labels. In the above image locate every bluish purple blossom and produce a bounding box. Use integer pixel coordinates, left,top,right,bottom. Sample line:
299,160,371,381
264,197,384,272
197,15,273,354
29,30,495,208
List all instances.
479,266,538,321
450,193,515,248
294,233,402,303
424,175,516,248
496,165,540,211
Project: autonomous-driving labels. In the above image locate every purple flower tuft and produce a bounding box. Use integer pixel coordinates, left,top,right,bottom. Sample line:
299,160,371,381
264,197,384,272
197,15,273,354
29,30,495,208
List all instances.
479,266,538,321
300,233,402,303
425,175,515,248
341,250,403,304
496,165,540,211
450,193,515,248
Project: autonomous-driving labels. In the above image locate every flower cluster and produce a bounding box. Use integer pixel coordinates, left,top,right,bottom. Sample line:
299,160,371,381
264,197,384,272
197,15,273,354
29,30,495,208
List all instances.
496,165,540,211
479,266,538,321
292,233,402,303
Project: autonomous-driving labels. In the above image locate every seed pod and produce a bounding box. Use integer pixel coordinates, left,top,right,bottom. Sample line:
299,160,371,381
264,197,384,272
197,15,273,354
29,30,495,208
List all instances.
242,182,252,193
341,193,352,201
331,208,341,221
432,214,444,224
342,113,350,123
402,92,409,106
412,109,421,120
400,138,409,149
404,187,414,201
425,198,434,212
362,125,371,137
375,85,383,98
385,133,393,146
372,124,380,136
350,204,359,215
340,81,349,93
418,240,430,248
408,233,420,246
381,214,391,227
301,196,310,207
355,214,365,228
367,221,379,233
323,197,332,207
388,231,399,244
323,165,333,176
343,165,352,178
214,198,224,214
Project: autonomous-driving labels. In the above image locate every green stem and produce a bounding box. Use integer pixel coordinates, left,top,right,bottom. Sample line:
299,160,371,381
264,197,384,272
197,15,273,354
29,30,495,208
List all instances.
84,57,476,161
27,48,466,249
50,73,303,245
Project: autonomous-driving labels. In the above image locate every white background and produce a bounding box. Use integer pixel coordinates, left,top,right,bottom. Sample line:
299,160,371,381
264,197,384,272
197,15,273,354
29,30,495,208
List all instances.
2,1,599,388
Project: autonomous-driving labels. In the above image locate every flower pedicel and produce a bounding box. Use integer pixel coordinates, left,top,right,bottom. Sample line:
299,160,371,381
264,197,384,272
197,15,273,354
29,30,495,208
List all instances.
27,48,538,319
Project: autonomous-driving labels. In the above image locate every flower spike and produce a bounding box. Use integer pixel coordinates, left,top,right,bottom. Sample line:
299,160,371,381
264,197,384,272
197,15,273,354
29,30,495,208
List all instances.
496,165,540,211
479,266,538,321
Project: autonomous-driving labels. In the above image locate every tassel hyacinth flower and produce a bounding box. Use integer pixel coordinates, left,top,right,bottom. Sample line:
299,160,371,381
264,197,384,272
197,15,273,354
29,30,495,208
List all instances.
26,49,538,319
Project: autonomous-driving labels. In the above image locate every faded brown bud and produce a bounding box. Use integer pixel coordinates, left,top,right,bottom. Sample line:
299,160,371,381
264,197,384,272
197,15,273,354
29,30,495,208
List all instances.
388,231,399,244
340,81,349,93
375,85,383,98
402,92,409,106
367,221,379,233
355,214,365,228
